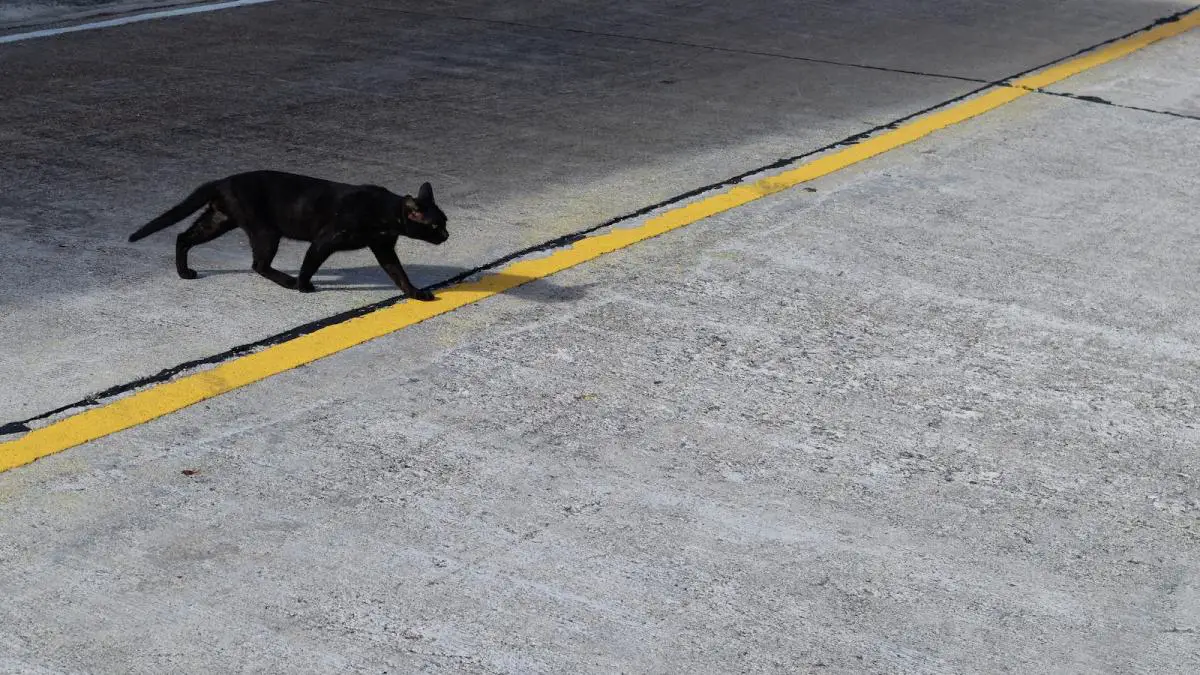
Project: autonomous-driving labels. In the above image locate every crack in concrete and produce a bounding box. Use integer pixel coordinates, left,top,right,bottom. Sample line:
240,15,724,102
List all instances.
306,0,991,85
1024,87,1200,122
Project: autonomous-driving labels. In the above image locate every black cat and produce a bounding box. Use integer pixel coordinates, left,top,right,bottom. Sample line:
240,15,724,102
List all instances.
128,170,449,300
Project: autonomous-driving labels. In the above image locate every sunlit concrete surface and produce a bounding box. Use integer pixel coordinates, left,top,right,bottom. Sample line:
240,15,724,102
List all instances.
1,1,1198,672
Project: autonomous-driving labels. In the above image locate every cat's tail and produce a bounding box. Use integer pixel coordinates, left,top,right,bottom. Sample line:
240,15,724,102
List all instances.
128,181,217,242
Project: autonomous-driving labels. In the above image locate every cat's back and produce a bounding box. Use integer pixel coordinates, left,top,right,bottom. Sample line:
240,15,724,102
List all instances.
225,170,355,209
227,169,341,192
221,170,379,230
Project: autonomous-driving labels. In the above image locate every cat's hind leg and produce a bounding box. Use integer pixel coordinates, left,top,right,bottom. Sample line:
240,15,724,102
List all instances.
176,207,237,279
296,241,336,293
248,230,298,290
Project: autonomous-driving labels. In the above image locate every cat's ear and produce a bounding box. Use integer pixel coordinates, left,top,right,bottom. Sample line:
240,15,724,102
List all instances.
417,182,433,205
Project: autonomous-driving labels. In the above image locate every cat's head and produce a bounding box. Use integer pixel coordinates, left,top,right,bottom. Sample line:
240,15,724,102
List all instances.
399,182,449,245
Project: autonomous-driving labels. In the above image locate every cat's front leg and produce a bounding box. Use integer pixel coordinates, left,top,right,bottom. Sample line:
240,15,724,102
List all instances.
370,243,434,301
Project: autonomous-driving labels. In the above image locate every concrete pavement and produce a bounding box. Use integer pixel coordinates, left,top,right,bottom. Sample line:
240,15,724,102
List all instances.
2,1,1199,672
0,0,1191,420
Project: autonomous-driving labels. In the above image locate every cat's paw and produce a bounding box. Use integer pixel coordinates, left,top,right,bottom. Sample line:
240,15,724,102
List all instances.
297,281,317,293
178,268,199,280
411,288,436,302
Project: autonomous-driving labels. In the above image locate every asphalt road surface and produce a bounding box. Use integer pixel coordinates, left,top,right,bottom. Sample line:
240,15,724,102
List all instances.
2,1,1199,672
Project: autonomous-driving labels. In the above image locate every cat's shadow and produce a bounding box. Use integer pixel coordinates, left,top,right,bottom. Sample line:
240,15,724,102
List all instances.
199,263,593,303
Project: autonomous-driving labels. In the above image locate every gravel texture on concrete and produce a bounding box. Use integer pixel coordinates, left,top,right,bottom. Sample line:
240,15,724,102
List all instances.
5,80,1200,675
2,1,1198,672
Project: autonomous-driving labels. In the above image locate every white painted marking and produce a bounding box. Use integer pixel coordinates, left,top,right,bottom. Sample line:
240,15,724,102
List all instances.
0,0,280,44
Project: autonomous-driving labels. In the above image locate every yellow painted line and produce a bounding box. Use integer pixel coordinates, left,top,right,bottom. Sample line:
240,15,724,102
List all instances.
1,10,1195,474
1011,11,1200,91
